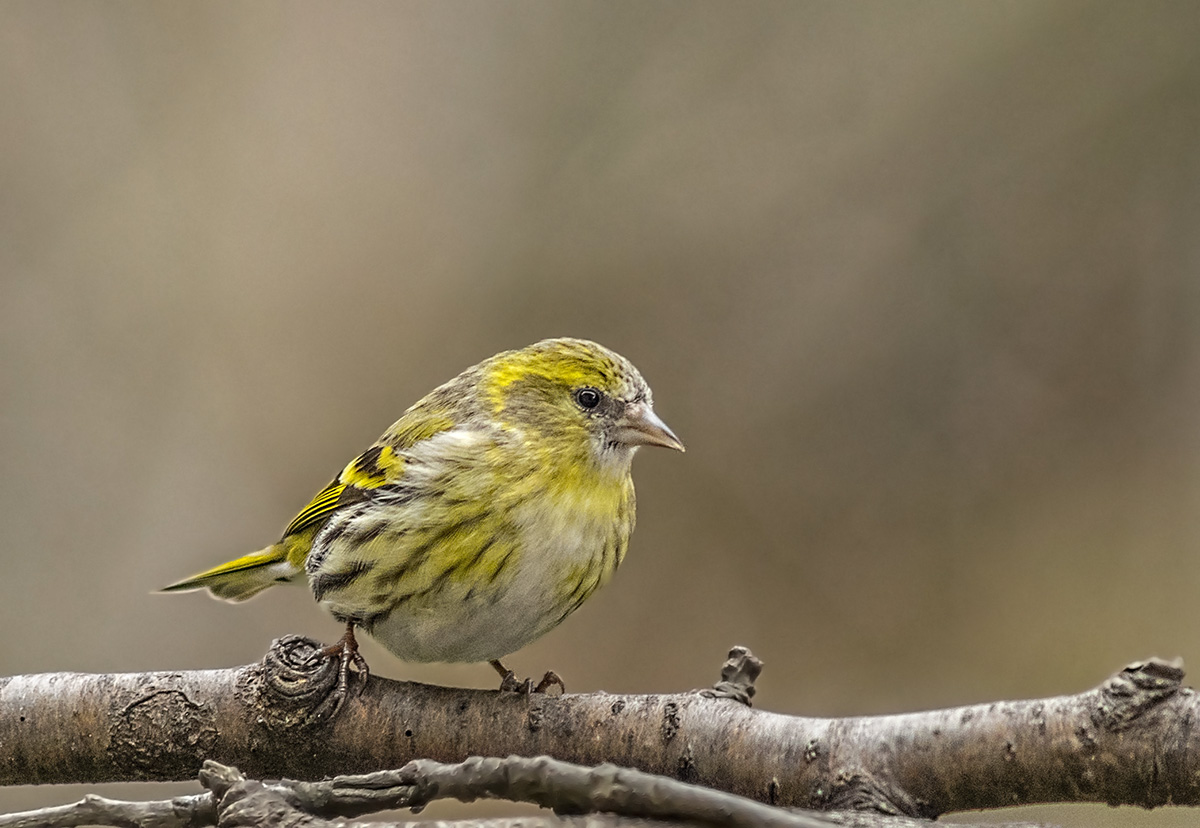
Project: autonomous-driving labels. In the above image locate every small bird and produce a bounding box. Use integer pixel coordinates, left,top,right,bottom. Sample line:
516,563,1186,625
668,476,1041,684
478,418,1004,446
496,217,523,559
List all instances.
164,338,683,695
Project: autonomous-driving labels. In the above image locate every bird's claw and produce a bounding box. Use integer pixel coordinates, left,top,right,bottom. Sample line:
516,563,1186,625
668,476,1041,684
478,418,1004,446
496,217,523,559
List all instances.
533,670,565,695
490,659,565,695
497,669,529,693
304,624,369,713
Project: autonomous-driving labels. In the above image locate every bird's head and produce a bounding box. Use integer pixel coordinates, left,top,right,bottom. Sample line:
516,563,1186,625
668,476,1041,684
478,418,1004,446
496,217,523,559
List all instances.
482,338,683,467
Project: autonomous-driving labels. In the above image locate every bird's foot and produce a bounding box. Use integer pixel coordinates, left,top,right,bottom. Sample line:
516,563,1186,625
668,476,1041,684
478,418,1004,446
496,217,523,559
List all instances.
533,670,565,695
306,623,369,708
490,660,566,695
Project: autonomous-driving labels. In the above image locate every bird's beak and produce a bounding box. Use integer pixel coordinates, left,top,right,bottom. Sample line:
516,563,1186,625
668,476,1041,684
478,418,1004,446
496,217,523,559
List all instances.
615,402,685,452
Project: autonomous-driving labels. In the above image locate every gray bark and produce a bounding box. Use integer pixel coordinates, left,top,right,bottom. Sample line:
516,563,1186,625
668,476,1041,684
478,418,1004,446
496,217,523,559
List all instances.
0,639,1194,819
0,757,1046,828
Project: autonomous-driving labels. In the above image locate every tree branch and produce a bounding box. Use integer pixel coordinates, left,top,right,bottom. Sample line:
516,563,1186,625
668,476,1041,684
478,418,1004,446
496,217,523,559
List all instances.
1,640,1196,818
0,757,1046,828
0,793,214,828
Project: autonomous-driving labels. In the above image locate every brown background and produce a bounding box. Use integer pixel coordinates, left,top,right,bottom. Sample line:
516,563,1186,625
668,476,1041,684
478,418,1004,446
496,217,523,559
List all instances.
2,3,1199,825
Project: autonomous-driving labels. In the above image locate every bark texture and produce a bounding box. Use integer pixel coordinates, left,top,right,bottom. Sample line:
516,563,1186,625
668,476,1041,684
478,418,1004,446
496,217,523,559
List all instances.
0,639,1194,818
0,758,1046,828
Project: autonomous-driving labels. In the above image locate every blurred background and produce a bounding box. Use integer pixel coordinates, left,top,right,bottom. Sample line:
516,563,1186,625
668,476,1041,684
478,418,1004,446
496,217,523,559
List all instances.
2,2,1199,825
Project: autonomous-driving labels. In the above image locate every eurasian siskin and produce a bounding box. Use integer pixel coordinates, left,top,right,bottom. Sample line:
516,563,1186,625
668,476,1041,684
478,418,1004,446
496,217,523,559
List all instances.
164,338,683,692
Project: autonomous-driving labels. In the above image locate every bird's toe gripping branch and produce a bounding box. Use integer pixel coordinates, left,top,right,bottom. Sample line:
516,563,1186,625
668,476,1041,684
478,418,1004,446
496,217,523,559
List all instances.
259,632,367,722
489,660,566,696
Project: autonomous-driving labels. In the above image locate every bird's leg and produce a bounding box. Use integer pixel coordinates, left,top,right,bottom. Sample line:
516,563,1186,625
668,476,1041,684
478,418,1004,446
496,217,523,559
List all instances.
490,658,527,692
315,621,370,703
489,659,565,694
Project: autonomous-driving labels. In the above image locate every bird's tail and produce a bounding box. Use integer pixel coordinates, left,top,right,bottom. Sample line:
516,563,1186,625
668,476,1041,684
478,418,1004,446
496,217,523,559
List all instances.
161,544,301,602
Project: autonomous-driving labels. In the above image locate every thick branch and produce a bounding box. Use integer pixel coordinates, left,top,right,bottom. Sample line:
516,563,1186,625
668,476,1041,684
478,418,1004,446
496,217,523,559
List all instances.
0,640,1195,817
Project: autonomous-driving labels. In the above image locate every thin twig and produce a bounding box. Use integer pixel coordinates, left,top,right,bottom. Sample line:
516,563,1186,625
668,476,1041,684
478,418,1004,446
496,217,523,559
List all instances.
269,756,838,827
0,793,214,828
0,759,1051,828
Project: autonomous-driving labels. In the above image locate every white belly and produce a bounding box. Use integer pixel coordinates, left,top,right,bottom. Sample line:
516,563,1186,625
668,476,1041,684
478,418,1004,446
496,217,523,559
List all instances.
321,501,626,664
359,572,567,663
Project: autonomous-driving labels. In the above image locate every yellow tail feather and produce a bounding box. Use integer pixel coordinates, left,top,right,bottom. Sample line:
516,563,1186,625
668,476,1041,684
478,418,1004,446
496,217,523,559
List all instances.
161,545,300,602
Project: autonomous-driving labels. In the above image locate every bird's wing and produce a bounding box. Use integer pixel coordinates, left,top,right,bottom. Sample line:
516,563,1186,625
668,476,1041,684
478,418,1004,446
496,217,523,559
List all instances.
281,408,459,539
305,423,529,622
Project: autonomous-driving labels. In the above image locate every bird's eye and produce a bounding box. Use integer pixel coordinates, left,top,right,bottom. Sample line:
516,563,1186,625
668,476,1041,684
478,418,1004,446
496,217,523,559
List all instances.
574,387,603,410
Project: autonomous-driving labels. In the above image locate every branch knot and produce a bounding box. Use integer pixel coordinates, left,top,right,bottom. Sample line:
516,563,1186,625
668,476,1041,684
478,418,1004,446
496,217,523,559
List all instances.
243,635,346,727
698,645,762,706
1094,656,1185,732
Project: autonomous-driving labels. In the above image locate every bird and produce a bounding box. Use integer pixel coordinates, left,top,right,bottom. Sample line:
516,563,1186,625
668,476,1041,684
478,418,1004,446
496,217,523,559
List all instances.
163,337,683,697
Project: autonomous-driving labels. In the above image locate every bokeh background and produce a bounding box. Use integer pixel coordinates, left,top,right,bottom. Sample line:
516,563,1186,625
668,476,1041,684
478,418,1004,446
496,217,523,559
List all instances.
3,3,1199,825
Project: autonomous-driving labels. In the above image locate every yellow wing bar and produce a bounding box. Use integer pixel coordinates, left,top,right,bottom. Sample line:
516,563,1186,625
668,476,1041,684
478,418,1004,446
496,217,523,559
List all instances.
283,480,347,537
281,443,408,540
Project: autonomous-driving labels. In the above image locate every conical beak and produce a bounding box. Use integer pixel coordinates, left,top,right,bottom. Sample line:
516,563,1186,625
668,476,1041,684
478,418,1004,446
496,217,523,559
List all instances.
616,402,685,452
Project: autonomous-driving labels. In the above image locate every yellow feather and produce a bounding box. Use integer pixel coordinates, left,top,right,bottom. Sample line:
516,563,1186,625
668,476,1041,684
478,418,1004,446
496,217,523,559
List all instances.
160,545,293,601
339,445,404,489
283,480,347,536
